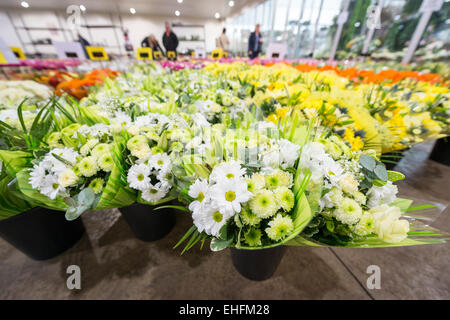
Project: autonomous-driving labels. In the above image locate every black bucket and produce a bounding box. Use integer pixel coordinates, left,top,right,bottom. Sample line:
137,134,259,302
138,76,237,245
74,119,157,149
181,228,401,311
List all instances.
430,138,450,166
0,207,85,260
230,246,287,281
119,203,176,242
382,148,409,170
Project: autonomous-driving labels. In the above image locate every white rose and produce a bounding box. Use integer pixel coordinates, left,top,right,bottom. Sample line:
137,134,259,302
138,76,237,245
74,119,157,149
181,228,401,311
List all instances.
58,169,78,188
339,173,359,194
370,204,410,243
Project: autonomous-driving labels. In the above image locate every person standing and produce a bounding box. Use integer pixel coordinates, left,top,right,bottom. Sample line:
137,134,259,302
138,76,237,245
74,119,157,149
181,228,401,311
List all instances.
162,22,179,58
248,24,262,59
217,28,230,53
141,34,164,57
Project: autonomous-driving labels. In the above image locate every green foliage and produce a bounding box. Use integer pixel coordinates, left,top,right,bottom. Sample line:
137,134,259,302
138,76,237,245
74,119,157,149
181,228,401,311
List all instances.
65,188,98,220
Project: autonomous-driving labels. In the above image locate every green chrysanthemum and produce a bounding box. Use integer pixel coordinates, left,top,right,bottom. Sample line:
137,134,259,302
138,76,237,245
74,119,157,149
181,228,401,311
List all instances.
249,189,278,218
353,212,375,236
98,153,114,172
265,214,294,241
240,207,261,226
78,156,98,177
245,228,262,247
274,186,295,212
91,143,112,158
265,172,281,190
88,178,104,194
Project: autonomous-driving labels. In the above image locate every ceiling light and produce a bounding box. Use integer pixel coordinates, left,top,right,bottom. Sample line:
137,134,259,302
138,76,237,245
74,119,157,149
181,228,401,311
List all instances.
79,5,86,11
175,10,180,16
215,12,221,19
177,0,183,3
21,1,29,8
229,1,235,7
130,8,136,14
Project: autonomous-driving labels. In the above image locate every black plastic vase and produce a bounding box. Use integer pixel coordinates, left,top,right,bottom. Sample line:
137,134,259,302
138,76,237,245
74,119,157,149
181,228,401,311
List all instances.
382,148,409,170
430,138,450,166
230,246,287,281
0,207,85,260
119,203,176,242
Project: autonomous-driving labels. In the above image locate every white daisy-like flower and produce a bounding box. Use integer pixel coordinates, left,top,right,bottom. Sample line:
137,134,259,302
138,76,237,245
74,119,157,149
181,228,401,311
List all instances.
188,178,211,214
45,147,79,174
40,174,65,200
29,161,51,189
141,182,169,203
127,163,151,191
210,160,246,183
192,203,228,237
210,178,252,216
149,153,171,171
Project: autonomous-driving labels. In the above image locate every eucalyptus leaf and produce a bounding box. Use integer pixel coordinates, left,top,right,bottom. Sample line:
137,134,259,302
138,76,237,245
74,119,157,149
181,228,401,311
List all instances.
374,164,388,181
360,154,376,170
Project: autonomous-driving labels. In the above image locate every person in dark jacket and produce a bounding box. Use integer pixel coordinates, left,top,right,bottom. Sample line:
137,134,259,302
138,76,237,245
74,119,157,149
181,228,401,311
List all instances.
162,22,178,58
141,34,164,57
248,24,262,59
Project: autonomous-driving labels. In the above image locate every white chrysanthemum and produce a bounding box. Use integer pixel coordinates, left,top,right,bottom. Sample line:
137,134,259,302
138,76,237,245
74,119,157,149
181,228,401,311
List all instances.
40,174,65,200
191,113,211,128
210,160,246,183
58,169,78,188
319,187,344,209
157,168,174,190
192,203,228,237
45,147,79,174
188,178,210,214
29,161,51,189
366,181,398,208
279,139,300,169
333,197,363,225
300,142,344,187
141,182,169,203
127,163,151,191
210,178,252,216
262,150,281,169
149,153,171,171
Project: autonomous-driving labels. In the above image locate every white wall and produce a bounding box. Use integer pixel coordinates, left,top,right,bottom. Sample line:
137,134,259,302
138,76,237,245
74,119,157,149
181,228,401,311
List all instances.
0,9,223,57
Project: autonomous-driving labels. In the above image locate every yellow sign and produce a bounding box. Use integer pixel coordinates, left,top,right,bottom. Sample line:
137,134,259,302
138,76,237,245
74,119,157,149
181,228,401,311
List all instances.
211,48,223,59
153,51,163,60
9,47,26,60
0,51,7,64
86,46,109,60
167,51,176,60
136,47,152,60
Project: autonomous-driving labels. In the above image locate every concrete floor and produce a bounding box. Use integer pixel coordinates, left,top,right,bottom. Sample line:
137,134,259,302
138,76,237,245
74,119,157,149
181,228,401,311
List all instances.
0,141,449,299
